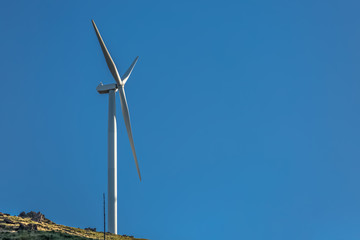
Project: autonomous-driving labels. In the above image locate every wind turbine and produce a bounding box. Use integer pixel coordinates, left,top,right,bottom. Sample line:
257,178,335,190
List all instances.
91,20,141,235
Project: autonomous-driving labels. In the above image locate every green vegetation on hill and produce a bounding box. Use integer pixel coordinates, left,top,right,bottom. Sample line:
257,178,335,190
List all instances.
0,212,147,240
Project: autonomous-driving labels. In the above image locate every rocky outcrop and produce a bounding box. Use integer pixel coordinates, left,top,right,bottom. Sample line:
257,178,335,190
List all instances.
18,223,25,230
18,222,38,231
84,227,97,232
4,217,14,224
18,211,47,223
122,234,135,238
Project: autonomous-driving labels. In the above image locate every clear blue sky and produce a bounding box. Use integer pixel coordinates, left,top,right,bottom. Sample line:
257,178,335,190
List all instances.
1,0,360,239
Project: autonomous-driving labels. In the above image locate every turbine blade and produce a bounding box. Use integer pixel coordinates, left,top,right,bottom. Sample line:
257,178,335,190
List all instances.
119,87,141,181
121,56,139,84
91,20,122,85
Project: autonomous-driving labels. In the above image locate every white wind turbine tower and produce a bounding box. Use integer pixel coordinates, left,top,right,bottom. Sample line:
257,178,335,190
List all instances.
91,20,141,235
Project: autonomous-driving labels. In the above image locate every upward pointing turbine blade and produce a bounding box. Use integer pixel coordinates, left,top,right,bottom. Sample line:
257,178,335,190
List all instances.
91,20,122,85
121,56,139,85
118,87,142,181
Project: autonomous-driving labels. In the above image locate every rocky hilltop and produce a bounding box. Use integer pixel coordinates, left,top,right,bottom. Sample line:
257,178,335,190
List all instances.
0,211,146,240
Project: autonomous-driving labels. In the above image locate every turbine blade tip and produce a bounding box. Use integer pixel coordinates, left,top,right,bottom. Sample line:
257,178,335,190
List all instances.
91,20,96,28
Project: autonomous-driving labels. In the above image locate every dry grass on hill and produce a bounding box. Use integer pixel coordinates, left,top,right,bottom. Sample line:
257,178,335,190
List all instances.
0,212,147,240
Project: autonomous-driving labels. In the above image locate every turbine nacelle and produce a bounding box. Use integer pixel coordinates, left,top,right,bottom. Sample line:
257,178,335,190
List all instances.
96,83,118,94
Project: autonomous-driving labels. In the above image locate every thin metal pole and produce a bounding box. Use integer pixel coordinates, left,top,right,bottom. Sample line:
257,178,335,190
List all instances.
103,193,106,240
